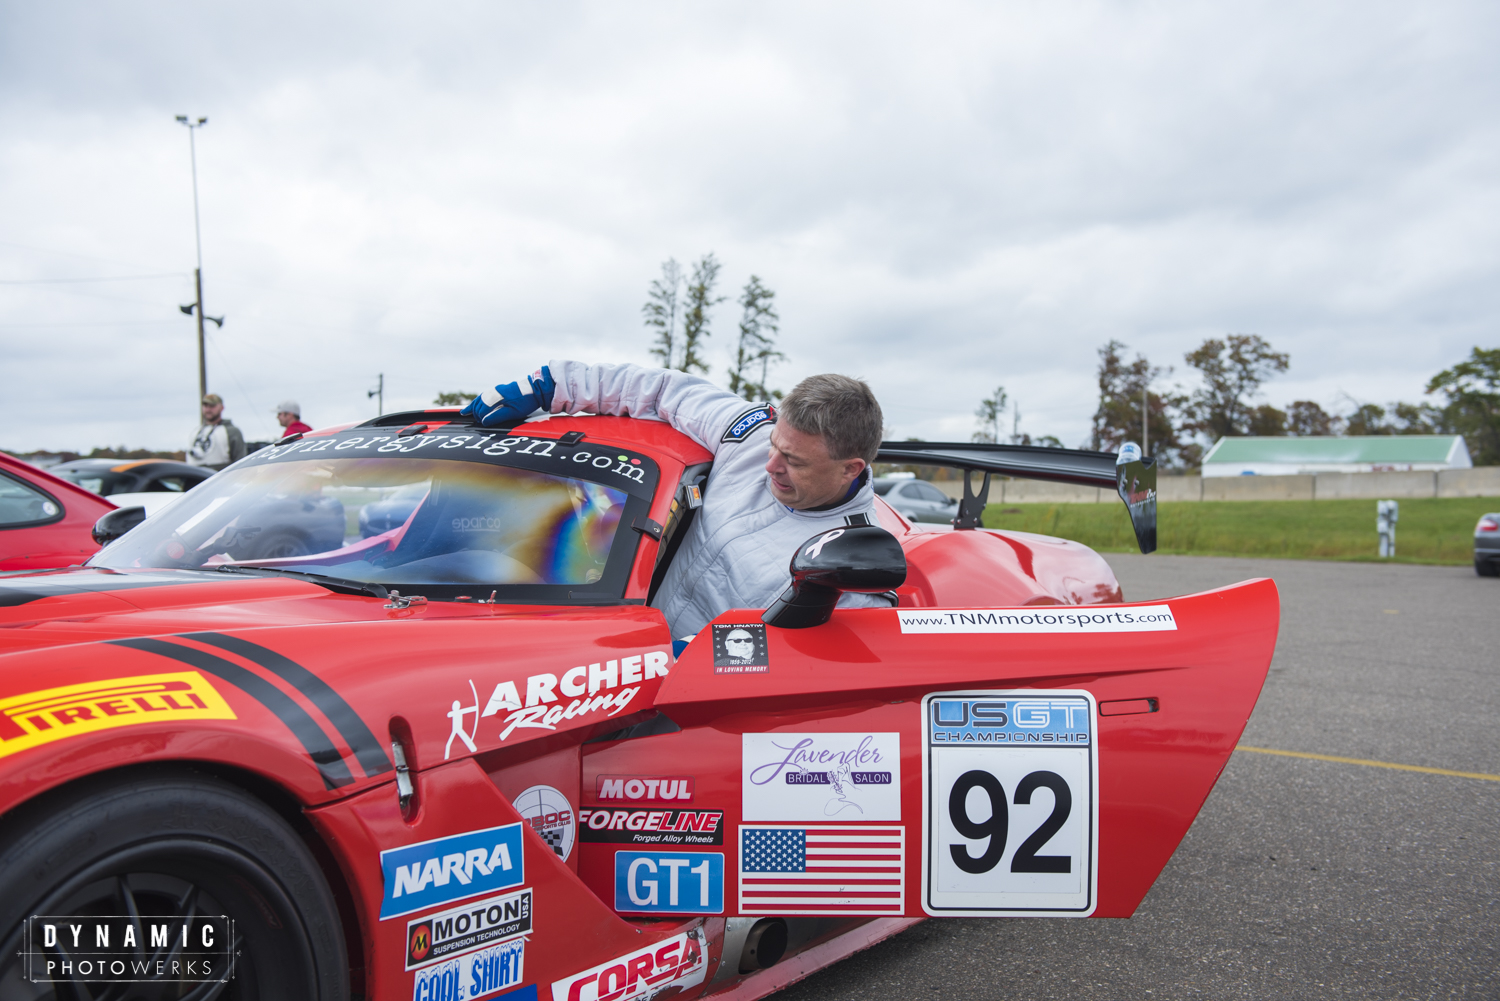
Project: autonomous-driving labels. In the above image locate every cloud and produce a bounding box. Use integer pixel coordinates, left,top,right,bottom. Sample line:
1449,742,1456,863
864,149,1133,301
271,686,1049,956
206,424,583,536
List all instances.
1,0,1496,451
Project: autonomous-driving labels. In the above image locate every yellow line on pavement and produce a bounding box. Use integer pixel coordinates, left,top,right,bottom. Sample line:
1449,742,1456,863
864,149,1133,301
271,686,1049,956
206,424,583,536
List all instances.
1235,745,1500,783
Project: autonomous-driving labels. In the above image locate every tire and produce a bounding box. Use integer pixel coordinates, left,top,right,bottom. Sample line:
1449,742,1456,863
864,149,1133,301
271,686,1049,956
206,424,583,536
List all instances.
1477,557,1499,577
0,769,348,1001
252,532,311,560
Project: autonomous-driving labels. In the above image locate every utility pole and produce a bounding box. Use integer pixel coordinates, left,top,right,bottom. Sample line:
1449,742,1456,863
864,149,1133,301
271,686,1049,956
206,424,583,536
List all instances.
369,374,384,416
1142,385,1149,456
175,115,222,411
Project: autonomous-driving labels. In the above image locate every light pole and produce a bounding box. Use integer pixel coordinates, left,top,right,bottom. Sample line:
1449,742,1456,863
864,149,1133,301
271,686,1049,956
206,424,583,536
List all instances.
175,115,223,411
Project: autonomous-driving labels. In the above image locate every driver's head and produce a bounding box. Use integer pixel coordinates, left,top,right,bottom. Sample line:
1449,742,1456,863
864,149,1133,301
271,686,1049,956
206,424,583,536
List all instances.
765,374,883,510
724,628,756,659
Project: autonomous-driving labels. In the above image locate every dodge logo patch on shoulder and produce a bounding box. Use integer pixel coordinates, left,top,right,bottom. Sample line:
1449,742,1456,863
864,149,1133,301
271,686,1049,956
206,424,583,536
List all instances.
722,404,775,443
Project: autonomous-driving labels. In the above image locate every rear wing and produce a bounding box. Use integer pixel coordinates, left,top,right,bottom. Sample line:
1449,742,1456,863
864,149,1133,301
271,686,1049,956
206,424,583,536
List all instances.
875,440,1157,554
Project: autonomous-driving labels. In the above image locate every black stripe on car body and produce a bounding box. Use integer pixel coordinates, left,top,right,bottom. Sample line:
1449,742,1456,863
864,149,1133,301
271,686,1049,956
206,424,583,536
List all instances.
182,632,391,777
107,637,354,790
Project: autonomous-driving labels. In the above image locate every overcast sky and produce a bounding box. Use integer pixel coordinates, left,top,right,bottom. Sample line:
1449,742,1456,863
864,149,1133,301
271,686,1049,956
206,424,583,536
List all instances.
2,1,1496,451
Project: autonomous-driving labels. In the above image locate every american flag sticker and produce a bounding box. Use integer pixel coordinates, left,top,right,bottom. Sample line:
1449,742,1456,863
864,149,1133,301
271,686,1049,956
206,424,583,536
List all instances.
738,825,904,915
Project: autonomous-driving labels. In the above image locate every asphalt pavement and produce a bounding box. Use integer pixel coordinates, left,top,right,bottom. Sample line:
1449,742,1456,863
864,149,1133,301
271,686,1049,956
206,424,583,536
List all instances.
774,555,1499,1000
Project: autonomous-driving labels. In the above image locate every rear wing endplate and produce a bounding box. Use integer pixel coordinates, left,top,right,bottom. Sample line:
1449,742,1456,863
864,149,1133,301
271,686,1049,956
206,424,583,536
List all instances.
874,440,1157,554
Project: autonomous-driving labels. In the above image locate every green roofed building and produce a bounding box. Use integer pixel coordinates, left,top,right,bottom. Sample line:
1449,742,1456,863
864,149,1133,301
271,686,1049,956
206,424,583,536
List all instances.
1201,436,1472,477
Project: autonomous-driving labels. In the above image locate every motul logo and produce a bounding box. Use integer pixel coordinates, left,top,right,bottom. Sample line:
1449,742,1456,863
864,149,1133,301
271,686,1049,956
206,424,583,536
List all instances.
595,776,693,802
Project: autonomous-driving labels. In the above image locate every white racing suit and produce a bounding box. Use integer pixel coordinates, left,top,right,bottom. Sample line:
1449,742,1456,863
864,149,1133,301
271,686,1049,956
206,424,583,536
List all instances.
547,360,886,638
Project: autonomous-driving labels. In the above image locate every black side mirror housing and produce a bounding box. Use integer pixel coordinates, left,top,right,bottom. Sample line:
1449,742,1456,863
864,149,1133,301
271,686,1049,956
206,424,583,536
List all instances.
762,525,908,629
92,506,147,547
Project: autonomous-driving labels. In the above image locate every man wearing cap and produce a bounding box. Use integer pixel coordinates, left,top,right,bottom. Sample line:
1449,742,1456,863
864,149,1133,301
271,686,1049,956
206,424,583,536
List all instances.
186,394,247,471
276,400,312,439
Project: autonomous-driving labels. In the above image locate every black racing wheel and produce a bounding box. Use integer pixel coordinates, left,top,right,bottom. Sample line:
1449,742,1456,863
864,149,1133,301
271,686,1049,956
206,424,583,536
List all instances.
0,770,348,1001
251,532,312,560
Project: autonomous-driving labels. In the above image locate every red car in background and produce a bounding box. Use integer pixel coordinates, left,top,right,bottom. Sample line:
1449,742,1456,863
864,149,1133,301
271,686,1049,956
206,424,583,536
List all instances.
0,452,115,571
0,411,1277,1001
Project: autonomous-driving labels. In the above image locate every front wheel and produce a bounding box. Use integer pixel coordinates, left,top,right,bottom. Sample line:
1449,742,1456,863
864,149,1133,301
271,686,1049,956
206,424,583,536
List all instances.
0,769,348,1001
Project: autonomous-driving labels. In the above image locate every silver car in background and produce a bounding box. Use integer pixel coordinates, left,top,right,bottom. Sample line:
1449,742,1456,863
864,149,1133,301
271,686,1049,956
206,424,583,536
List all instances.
1476,512,1499,576
873,474,959,523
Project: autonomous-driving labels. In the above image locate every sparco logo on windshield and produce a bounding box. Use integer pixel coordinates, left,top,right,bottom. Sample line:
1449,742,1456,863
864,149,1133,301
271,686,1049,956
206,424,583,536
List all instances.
379,823,524,920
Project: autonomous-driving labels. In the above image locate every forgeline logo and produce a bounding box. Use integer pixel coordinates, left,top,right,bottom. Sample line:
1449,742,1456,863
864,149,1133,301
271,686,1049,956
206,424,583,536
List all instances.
0,673,235,760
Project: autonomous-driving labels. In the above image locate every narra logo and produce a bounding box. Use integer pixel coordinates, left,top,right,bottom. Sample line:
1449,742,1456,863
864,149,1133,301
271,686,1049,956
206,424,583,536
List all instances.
379,823,525,920
0,672,235,760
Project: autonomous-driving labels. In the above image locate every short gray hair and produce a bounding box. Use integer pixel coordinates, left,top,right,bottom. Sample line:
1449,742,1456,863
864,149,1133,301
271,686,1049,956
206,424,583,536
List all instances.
779,374,884,463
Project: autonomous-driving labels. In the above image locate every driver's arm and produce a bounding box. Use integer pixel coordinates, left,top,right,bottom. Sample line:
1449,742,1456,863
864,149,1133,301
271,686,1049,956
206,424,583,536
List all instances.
545,360,761,457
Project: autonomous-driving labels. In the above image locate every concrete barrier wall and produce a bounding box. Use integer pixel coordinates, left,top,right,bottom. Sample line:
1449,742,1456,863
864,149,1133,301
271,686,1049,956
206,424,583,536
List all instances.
927,467,1499,504
1438,466,1500,497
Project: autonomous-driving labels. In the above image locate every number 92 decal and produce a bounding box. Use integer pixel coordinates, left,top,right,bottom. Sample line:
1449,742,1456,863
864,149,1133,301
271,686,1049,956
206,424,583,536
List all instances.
921,690,1098,916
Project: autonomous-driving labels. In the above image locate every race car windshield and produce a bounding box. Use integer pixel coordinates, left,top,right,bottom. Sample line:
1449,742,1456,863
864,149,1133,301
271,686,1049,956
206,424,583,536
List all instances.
88,450,645,600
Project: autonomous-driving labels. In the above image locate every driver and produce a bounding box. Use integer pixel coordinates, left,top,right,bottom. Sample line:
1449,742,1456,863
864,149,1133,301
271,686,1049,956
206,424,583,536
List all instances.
463,361,888,639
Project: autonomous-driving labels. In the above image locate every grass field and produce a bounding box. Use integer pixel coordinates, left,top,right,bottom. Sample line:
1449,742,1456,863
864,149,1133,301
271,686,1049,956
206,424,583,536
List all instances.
980,496,1500,564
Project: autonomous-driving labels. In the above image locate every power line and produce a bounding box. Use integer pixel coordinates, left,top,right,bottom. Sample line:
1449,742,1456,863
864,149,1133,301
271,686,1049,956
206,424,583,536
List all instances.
0,274,185,285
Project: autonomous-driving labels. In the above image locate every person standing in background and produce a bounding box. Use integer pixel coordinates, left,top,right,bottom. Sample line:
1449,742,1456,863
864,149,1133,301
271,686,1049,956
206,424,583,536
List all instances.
186,394,246,471
275,400,312,438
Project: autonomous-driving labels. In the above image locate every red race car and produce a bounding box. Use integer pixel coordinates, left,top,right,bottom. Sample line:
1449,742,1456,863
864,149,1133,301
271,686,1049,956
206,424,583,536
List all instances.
0,411,1277,1001
0,452,116,572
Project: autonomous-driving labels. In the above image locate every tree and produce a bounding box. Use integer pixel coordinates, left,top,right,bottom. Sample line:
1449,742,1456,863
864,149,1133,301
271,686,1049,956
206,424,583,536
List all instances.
1181,334,1290,441
1286,400,1337,436
433,391,476,406
643,259,683,369
1089,340,1185,461
973,386,1007,443
1248,404,1287,436
1426,346,1500,465
677,254,724,376
727,275,784,401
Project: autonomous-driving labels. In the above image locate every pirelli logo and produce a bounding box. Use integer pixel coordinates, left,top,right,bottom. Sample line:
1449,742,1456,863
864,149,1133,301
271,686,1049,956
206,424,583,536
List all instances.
0,672,236,759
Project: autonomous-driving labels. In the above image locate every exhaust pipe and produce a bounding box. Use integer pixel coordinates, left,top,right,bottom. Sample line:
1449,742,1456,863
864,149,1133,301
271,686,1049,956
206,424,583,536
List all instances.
739,918,787,973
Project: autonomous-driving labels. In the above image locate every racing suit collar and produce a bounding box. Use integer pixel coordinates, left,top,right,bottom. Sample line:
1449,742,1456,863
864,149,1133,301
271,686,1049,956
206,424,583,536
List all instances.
792,467,871,514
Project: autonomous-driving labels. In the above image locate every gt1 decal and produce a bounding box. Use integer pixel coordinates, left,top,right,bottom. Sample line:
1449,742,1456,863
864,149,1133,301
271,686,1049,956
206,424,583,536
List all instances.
381,824,525,920
579,808,724,846
721,404,775,442
897,606,1177,634
549,929,707,1001
743,733,901,821
468,651,671,745
921,691,1098,916
614,851,724,914
711,623,769,674
411,938,524,1001
595,775,693,802
0,672,235,760
405,888,532,971
515,785,575,862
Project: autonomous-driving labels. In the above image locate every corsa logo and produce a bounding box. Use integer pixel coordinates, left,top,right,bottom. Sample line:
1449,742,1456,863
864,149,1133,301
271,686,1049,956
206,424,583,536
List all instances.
0,672,234,760
550,930,707,1001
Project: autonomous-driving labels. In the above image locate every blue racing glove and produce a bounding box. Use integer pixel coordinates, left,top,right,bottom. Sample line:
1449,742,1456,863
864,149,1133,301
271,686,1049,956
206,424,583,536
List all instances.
461,366,557,427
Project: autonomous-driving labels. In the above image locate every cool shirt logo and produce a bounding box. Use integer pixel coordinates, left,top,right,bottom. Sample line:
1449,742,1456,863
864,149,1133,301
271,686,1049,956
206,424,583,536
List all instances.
470,651,671,744
595,776,693,802
412,938,524,1001
380,824,524,920
0,672,235,760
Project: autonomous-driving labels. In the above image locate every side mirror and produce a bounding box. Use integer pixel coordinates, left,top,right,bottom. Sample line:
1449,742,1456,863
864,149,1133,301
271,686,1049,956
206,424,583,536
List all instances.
762,525,907,629
92,506,147,547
